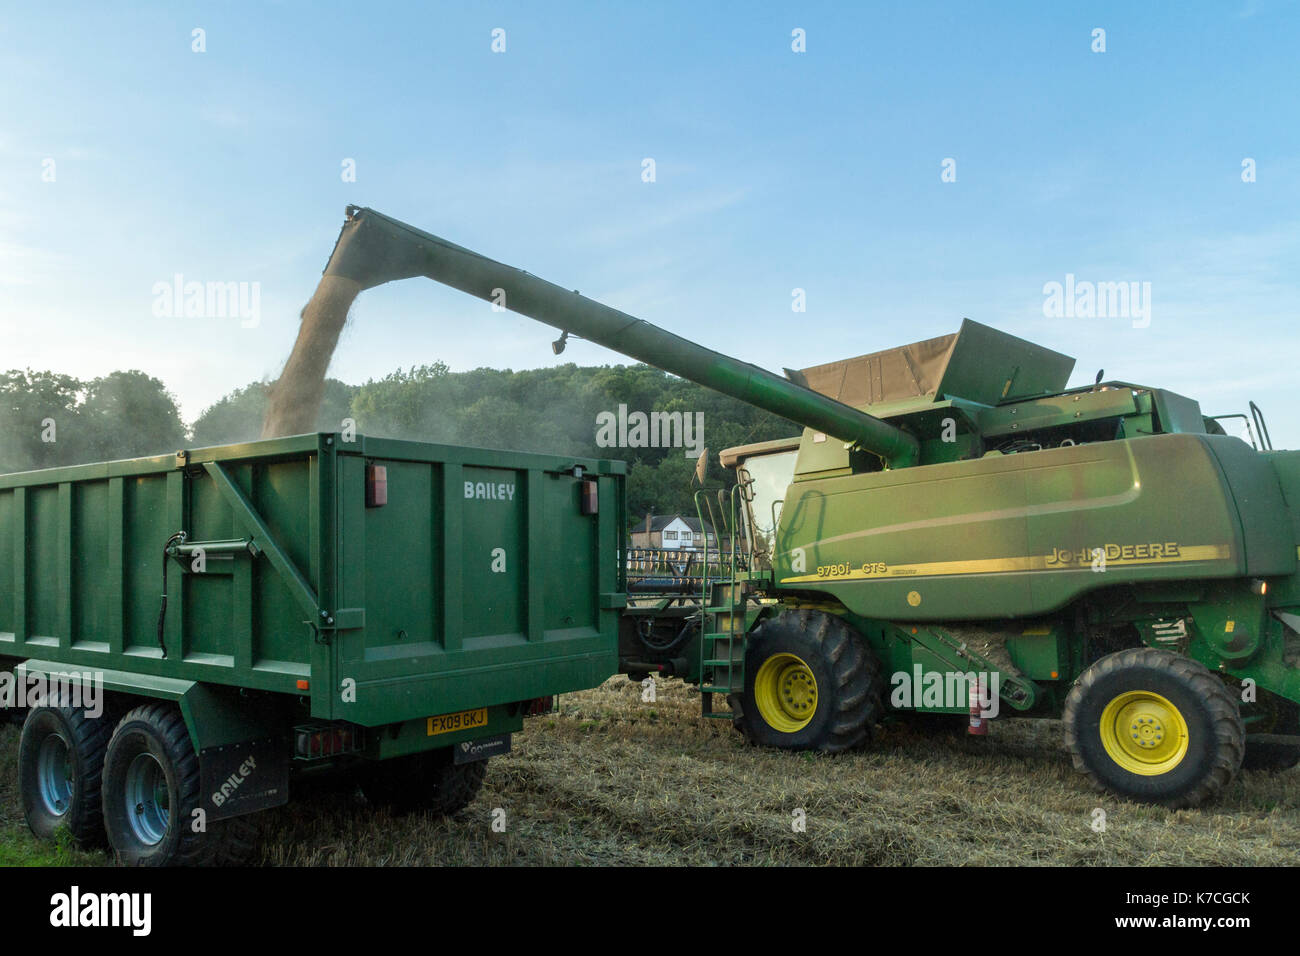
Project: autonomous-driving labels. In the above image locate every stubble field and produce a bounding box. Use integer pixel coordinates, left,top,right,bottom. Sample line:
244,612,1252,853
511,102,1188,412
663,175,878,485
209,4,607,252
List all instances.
2,676,1298,866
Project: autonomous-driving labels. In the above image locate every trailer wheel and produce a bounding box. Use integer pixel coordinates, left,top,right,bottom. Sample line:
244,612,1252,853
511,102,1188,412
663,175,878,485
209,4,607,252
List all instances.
738,609,884,753
1063,648,1244,808
18,705,111,846
1241,694,1300,772
360,749,488,815
101,704,261,866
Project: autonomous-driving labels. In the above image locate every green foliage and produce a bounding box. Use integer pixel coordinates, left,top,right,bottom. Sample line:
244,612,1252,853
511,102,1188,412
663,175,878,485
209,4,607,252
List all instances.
0,370,82,472
80,371,187,463
0,369,185,473
191,378,355,448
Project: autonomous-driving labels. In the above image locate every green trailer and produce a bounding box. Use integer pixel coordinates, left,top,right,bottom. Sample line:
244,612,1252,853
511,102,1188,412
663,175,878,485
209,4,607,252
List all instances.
0,433,626,864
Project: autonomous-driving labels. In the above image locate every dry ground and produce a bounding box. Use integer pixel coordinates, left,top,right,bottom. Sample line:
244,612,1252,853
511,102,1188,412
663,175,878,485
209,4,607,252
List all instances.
2,676,1298,866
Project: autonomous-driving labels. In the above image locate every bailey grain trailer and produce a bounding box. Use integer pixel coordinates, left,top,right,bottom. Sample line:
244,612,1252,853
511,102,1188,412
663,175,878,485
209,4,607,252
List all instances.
0,434,625,863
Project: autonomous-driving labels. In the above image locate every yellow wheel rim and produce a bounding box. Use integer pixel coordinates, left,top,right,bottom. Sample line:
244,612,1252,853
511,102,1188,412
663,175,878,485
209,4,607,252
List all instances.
754,653,819,733
1099,690,1189,775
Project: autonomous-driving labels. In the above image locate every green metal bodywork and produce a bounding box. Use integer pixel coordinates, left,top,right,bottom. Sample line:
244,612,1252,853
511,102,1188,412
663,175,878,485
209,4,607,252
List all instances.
713,323,1300,720
0,433,626,751
775,433,1292,620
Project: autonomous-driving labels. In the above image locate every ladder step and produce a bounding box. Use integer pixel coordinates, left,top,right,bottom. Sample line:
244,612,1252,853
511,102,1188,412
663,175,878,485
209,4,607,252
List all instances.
702,658,741,667
704,605,745,614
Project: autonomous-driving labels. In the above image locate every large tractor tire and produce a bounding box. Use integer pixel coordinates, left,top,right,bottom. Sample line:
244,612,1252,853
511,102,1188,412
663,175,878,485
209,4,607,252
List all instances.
737,609,884,753
360,748,488,815
1063,647,1244,808
101,703,261,866
1241,694,1300,772
18,705,112,846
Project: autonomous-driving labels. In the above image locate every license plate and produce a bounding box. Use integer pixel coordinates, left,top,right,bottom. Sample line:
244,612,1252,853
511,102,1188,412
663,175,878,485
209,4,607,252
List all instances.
426,707,488,736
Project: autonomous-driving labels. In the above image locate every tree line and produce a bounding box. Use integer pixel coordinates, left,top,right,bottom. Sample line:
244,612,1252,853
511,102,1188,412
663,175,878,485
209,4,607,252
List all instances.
0,363,798,518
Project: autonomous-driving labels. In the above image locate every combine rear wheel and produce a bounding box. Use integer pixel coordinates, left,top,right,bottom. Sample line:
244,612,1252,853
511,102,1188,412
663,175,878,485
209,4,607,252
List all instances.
737,610,884,753
1063,648,1244,808
1241,694,1300,772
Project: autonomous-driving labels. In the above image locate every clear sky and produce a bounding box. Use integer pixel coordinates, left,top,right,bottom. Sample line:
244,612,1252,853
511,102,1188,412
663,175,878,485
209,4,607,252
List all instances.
2,1,1297,446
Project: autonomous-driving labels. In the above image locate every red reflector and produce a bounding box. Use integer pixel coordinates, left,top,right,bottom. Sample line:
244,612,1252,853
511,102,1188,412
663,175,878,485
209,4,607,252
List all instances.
296,679,310,691
366,464,388,507
524,696,554,717
580,479,598,515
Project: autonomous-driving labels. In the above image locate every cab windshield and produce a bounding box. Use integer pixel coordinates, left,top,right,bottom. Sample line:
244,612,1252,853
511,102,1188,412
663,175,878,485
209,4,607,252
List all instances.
737,450,798,564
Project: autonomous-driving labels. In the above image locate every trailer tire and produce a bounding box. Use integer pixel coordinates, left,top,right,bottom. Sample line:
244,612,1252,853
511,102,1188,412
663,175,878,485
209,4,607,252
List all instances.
19,705,112,846
1063,648,1244,808
360,749,488,815
738,609,884,753
101,703,261,866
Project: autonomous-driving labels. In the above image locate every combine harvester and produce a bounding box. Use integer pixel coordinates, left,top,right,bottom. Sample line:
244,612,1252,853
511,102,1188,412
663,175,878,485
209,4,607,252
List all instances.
315,206,1300,809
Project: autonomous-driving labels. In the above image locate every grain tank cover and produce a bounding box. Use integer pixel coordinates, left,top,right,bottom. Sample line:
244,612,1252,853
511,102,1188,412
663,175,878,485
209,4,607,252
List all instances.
786,318,1076,408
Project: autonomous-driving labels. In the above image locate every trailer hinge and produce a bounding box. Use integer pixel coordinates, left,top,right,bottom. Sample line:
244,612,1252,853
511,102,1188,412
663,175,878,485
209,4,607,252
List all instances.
306,620,331,645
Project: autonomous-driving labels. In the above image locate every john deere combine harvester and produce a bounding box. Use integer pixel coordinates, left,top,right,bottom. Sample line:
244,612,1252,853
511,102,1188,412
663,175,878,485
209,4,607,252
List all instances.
319,206,1300,808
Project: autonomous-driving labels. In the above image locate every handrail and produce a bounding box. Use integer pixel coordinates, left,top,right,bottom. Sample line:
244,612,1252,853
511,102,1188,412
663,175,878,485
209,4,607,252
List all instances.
1249,401,1274,451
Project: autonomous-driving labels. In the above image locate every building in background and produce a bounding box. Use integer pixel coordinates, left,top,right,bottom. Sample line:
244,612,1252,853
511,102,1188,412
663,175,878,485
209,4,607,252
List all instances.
629,514,745,553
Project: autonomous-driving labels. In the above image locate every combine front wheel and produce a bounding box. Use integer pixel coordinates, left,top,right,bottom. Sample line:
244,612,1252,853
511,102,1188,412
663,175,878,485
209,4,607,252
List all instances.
1063,648,1244,808
738,610,883,753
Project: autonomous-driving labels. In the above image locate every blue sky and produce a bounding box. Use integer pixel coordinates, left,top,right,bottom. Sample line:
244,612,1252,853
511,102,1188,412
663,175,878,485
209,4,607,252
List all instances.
2,1,1297,445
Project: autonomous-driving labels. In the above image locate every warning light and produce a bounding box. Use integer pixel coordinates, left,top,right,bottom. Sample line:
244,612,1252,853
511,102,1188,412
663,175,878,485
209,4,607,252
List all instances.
366,464,388,508
580,479,598,515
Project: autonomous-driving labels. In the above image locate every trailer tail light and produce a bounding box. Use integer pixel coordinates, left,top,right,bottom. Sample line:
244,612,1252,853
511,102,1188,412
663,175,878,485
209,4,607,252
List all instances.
580,479,598,515
366,464,388,507
294,723,364,760
523,696,555,717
